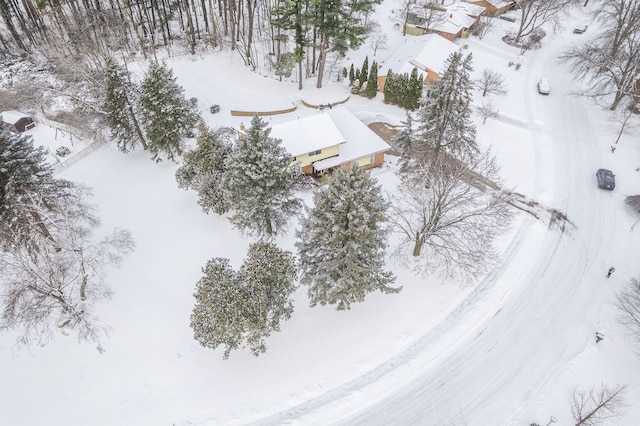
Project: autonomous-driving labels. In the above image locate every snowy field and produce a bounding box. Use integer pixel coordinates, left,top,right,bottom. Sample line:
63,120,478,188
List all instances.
2,1,640,425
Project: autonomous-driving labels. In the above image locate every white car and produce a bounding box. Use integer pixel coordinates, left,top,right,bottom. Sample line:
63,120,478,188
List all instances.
537,78,550,95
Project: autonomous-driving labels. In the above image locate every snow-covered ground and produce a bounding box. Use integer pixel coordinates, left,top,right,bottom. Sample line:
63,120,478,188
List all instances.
2,2,640,425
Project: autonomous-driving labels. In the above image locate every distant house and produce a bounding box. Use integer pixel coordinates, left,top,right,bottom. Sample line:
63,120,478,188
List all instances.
270,107,391,176
1,110,35,133
405,1,485,40
464,0,515,17
378,33,460,91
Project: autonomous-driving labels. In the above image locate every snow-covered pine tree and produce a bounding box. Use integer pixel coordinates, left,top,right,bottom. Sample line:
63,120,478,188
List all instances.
190,258,247,359
296,165,400,310
383,69,396,104
102,56,148,153
0,130,70,252
138,61,199,162
223,114,301,237
365,60,378,98
190,242,297,359
397,72,410,109
359,56,369,88
392,111,415,171
349,63,355,86
175,121,233,215
415,51,477,161
239,241,297,356
407,67,423,110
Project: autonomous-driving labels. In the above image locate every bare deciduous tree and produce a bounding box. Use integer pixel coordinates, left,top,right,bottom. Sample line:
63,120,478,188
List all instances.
560,0,640,110
0,185,134,349
570,384,627,426
368,22,388,57
617,277,640,350
513,0,576,43
475,69,508,97
625,195,640,213
471,15,494,39
389,151,513,281
477,100,499,124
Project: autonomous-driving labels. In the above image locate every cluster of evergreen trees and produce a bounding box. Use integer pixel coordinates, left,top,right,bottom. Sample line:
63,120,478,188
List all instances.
103,58,199,162
383,67,424,110
180,118,398,357
348,56,379,98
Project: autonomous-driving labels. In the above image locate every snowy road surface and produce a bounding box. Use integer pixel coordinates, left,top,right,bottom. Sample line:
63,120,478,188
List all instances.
254,22,640,426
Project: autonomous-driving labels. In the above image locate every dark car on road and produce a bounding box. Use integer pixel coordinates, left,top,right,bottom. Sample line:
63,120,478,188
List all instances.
596,169,615,190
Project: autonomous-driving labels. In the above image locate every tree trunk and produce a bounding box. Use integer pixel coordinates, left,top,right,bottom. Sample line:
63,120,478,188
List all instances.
412,232,423,256
265,215,273,235
316,42,326,89
298,59,303,90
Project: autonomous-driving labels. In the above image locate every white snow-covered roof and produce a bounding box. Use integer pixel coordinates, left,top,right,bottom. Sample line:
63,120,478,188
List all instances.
270,107,391,171
453,2,486,17
469,0,514,9
408,2,481,35
1,110,31,124
411,33,460,75
270,112,346,156
312,107,391,171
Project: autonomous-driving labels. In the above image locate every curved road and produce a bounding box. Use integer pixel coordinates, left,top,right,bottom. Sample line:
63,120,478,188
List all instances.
255,30,628,426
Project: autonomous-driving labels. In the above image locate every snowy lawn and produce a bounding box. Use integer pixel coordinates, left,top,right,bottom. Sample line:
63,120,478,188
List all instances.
2,1,640,425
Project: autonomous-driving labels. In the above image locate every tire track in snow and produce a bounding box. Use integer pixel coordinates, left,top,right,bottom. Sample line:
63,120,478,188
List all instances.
251,32,612,426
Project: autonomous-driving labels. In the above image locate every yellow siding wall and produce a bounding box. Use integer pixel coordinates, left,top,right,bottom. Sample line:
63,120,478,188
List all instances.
295,144,340,168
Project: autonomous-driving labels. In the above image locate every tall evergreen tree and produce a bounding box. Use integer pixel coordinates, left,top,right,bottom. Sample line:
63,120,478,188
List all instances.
223,114,301,237
138,61,199,162
102,56,148,153
365,60,379,98
190,242,297,359
0,130,69,252
271,0,309,90
349,63,355,86
311,0,381,88
407,67,424,110
383,69,397,105
175,121,233,215
359,56,369,87
239,241,297,355
296,166,399,310
415,51,477,160
392,111,415,171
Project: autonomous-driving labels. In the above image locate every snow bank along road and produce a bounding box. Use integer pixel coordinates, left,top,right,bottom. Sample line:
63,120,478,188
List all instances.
255,33,634,425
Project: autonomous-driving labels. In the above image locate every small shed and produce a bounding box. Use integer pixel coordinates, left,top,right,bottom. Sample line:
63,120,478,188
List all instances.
1,110,36,133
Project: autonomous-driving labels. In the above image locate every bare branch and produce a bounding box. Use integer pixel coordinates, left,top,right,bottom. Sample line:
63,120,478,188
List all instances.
571,384,627,426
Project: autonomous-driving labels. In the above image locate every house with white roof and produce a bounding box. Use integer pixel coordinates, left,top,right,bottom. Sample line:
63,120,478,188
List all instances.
378,33,460,91
270,107,391,176
464,0,515,17
405,1,485,40
1,110,35,133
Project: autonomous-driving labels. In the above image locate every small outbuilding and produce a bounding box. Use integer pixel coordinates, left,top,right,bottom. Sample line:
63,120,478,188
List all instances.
1,110,36,133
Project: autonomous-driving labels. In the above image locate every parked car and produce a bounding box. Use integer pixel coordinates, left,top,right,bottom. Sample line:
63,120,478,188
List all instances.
596,168,615,190
573,25,588,34
499,15,516,22
537,78,550,95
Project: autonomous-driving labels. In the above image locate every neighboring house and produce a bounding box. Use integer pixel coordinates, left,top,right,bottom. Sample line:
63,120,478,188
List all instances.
270,107,391,176
405,1,484,40
464,0,515,17
378,33,460,91
1,110,36,133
